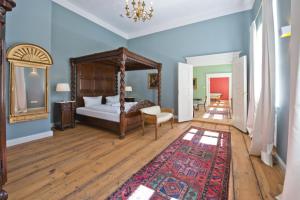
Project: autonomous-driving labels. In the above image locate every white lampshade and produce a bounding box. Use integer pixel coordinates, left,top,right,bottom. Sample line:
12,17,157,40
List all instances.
56,83,70,92
125,86,133,92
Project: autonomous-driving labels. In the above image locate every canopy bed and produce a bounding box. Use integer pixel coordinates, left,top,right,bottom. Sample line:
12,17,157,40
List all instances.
70,47,162,139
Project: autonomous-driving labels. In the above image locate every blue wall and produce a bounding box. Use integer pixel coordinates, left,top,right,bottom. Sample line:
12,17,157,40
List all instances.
6,0,53,140
127,11,251,112
274,0,291,163
51,3,127,115
5,0,127,140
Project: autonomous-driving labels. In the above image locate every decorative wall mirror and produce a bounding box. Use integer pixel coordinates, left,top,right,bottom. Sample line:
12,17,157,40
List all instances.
7,44,53,123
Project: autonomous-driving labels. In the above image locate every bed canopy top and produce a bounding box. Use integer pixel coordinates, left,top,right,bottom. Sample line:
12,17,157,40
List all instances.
70,47,161,71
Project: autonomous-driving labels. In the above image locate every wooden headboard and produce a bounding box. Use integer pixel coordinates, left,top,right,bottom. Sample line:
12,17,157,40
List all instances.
71,61,117,108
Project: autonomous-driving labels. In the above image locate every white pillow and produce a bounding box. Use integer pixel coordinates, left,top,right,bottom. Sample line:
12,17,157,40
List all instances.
106,95,119,105
83,96,102,107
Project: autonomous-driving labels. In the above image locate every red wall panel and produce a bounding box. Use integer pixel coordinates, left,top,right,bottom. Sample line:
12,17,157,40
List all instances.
210,77,229,100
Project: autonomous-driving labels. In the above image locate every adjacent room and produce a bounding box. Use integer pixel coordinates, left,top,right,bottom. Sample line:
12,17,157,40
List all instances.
192,60,234,124
0,0,298,199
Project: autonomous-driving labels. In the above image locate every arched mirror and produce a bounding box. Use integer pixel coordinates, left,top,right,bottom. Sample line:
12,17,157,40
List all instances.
7,44,53,123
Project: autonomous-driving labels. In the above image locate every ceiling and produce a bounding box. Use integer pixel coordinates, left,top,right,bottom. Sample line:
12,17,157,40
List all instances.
52,0,255,39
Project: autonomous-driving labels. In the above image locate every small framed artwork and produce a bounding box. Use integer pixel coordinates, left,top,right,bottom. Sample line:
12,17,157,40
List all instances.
148,73,159,89
193,78,197,89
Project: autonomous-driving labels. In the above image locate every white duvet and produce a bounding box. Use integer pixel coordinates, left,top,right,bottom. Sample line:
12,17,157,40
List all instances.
86,102,138,114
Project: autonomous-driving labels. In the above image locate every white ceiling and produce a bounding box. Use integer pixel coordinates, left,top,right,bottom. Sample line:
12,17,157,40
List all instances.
52,0,255,39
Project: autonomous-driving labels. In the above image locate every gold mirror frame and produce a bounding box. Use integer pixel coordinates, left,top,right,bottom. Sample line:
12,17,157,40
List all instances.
7,44,53,123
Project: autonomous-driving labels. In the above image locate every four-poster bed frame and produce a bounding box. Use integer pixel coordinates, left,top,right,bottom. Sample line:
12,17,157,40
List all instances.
70,47,162,138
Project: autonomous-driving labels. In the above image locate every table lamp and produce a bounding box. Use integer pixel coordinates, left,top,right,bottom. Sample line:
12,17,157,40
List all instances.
56,83,70,102
125,86,133,97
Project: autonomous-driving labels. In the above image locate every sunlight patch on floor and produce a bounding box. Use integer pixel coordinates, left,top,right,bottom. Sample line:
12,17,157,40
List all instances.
189,128,198,133
203,113,210,119
213,114,224,120
129,185,154,200
199,136,218,145
204,131,219,137
183,133,195,141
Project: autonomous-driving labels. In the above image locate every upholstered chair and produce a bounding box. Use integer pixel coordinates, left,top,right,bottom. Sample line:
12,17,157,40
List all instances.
140,106,174,140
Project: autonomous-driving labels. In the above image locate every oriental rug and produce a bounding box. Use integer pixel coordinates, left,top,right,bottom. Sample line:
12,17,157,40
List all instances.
108,126,231,200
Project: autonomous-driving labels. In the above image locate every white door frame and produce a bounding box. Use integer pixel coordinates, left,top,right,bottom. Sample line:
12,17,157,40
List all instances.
186,51,239,107
206,73,232,105
178,63,194,122
186,52,241,66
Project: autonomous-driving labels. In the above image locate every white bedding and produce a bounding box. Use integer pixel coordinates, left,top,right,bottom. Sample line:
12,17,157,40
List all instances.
76,102,138,122
77,107,120,122
89,102,137,113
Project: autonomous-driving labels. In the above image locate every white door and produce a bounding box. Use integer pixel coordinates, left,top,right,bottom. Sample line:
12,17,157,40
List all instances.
232,56,247,132
178,63,194,122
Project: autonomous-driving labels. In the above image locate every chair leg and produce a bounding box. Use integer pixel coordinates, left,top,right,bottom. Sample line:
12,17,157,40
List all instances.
171,118,174,129
155,124,158,140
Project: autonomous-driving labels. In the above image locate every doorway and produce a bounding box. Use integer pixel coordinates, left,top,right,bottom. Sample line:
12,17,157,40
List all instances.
193,68,233,124
183,52,247,130
206,73,232,106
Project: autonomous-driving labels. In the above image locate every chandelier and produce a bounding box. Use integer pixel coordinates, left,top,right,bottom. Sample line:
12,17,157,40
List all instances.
124,0,154,22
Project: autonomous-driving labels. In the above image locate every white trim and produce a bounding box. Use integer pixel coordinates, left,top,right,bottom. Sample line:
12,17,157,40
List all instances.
7,131,53,147
51,0,254,39
129,5,253,39
275,153,286,172
206,73,232,105
186,52,240,66
52,0,129,39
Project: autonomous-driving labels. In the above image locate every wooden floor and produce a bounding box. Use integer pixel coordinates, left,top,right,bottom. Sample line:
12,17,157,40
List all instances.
193,101,232,125
4,122,284,200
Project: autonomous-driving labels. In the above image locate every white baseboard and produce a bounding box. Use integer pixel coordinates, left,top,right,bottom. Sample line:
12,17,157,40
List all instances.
7,131,53,147
275,153,286,172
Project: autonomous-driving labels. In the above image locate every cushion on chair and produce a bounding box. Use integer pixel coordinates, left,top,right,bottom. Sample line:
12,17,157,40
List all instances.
140,106,161,115
156,112,174,124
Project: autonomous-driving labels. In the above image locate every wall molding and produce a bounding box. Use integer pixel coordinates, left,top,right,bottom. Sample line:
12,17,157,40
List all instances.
52,0,129,39
275,153,286,172
186,52,241,67
51,0,254,39
7,131,53,147
129,5,253,39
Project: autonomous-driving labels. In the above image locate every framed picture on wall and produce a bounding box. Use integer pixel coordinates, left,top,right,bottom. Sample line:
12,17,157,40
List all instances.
148,73,159,89
193,78,197,89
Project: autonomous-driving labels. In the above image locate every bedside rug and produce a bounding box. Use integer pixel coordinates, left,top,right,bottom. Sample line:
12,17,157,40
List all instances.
108,127,231,200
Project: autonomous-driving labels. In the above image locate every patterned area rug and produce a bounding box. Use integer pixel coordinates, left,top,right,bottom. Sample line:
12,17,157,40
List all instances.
108,127,231,200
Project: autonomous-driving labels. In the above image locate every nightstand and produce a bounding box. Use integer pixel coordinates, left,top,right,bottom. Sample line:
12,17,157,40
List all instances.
125,97,135,102
54,101,75,130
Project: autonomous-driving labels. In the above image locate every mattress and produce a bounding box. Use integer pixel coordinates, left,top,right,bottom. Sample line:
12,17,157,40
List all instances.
76,107,120,122
76,102,138,122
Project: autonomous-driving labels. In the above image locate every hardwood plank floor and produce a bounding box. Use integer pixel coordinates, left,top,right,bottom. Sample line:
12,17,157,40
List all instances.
4,122,284,200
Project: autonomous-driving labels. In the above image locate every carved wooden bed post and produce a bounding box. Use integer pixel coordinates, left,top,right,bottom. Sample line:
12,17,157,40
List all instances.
157,64,162,106
119,54,127,139
0,1,16,199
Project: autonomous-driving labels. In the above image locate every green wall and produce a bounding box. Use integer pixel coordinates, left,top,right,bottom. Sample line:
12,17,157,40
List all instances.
193,64,232,99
